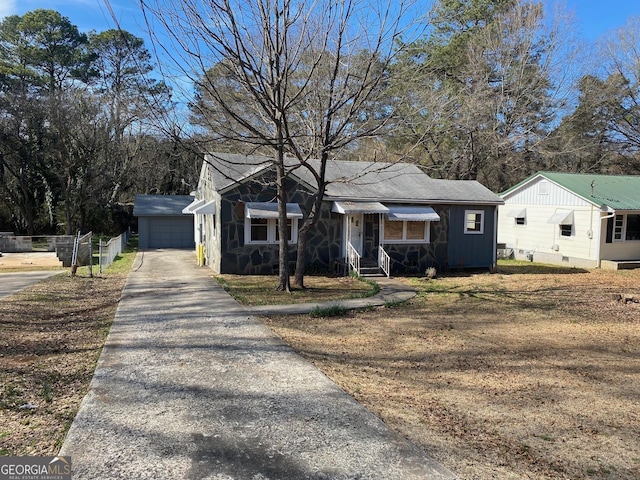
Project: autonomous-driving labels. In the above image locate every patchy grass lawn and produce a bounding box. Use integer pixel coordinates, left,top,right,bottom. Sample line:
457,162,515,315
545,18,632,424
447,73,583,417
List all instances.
260,262,640,480
0,251,135,456
3,256,639,480
215,273,377,305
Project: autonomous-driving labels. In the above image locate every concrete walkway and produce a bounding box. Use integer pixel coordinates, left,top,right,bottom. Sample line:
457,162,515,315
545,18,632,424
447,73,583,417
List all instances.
0,271,61,299
249,276,417,315
60,250,456,480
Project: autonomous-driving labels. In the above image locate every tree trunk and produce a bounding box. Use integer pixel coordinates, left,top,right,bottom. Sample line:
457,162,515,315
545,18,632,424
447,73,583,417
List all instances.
293,188,325,289
293,219,312,289
275,153,290,292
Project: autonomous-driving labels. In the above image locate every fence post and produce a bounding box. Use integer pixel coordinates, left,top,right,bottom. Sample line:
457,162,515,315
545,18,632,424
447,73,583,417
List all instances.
88,236,93,278
71,231,80,277
99,240,103,274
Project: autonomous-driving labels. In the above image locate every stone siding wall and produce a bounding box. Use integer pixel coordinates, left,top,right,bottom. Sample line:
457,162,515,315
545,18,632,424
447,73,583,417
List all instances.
213,174,454,275
297,202,343,273
217,174,343,274
382,206,450,274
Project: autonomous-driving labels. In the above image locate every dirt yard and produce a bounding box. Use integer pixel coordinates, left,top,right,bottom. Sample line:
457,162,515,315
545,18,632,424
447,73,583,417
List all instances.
260,265,640,479
0,255,130,456
2,256,638,478
0,252,63,271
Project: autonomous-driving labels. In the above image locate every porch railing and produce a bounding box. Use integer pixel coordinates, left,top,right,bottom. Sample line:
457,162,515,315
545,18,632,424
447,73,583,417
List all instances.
346,242,361,276
378,246,391,278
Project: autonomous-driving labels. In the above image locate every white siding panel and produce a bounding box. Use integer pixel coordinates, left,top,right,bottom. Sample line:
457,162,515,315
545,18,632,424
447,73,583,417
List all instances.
507,177,592,207
500,176,640,266
600,228,640,261
498,202,600,262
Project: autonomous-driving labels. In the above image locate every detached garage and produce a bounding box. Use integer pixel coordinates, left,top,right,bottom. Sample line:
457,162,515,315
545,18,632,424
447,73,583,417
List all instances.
134,195,195,249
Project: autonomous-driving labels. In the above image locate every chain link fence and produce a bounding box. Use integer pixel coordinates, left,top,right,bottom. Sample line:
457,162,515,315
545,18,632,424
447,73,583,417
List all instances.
98,229,131,273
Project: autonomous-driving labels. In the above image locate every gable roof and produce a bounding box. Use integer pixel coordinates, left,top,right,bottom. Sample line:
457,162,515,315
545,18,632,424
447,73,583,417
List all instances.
204,153,503,205
502,172,640,211
205,153,273,191
133,195,195,216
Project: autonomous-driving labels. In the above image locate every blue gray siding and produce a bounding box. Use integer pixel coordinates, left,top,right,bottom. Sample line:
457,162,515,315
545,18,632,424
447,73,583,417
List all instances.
138,216,195,249
448,205,497,269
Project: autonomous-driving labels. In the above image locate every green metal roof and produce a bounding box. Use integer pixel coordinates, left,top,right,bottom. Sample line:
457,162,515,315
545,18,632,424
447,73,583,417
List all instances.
502,171,640,211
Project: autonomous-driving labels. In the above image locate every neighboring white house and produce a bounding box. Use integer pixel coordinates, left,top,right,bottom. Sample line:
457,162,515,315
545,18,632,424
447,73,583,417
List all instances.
498,172,640,269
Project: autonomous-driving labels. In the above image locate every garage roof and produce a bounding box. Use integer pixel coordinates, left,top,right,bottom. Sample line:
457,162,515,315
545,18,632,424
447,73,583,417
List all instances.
133,195,195,216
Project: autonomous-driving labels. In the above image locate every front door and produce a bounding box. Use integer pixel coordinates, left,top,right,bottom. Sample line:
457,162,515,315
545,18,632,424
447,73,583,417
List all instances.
348,213,364,255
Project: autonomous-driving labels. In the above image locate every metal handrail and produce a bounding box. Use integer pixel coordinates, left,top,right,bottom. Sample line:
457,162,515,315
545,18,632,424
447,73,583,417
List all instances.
346,242,360,275
378,246,391,278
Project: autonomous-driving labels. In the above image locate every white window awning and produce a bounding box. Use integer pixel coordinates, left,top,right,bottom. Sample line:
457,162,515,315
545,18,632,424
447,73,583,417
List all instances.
548,209,574,224
246,202,303,219
507,208,526,218
182,199,204,214
385,206,440,222
331,201,389,214
193,200,216,215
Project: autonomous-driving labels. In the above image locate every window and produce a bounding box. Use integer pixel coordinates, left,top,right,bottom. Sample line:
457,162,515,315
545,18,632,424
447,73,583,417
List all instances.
250,218,269,242
383,218,429,243
244,202,301,244
464,210,484,234
611,213,640,242
626,214,640,240
614,214,624,241
275,219,293,241
384,220,403,241
560,224,572,237
506,208,526,226
246,217,297,244
406,221,427,240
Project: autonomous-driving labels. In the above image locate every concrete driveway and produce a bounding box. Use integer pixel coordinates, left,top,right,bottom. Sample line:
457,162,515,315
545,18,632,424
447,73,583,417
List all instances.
0,271,62,299
60,249,457,479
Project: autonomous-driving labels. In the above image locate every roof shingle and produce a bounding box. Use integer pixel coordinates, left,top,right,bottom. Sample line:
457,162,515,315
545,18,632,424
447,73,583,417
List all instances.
204,153,502,205
133,195,195,216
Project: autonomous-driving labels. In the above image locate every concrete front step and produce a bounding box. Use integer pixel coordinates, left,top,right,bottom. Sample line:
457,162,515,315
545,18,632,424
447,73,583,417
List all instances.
359,258,383,277
360,267,383,276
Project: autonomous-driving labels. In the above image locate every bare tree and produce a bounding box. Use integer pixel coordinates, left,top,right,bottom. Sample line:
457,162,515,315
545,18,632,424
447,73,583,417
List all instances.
139,0,425,290
594,16,640,170
285,5,423,288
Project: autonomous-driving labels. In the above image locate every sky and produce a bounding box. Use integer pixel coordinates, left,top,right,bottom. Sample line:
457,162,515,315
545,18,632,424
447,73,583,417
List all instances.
0,0,638,95
1,0,639,42
560,0,640,40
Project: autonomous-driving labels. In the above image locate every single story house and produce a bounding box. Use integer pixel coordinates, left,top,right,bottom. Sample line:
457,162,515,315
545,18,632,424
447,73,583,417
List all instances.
133,194,195,249
498,171,640,269
183,153,503,275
